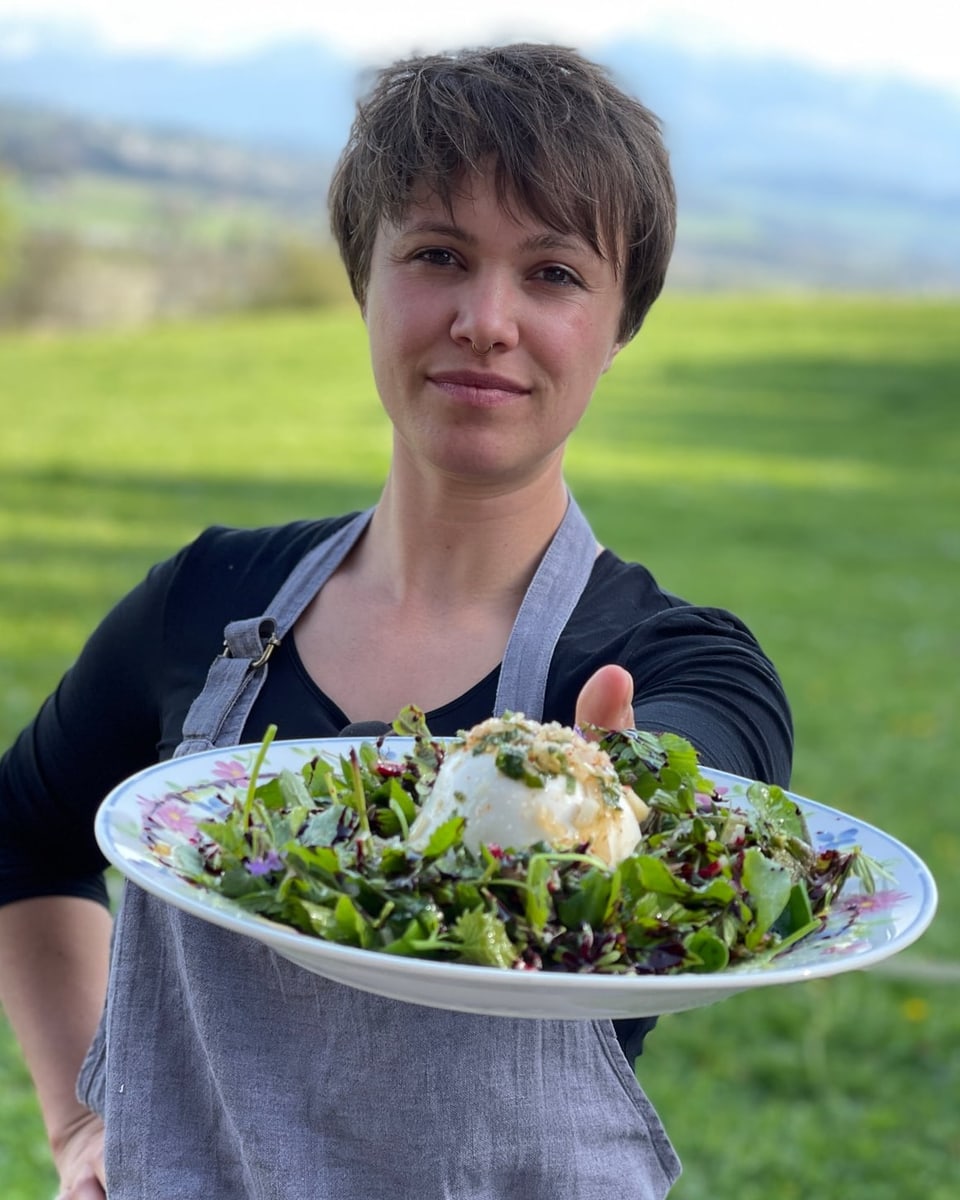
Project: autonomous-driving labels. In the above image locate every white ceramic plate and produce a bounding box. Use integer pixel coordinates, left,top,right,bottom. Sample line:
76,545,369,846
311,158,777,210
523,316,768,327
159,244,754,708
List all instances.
95,738,938,1020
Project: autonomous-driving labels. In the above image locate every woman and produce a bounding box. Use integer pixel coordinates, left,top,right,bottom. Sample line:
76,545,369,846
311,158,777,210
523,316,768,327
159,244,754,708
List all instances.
0,44,792,1198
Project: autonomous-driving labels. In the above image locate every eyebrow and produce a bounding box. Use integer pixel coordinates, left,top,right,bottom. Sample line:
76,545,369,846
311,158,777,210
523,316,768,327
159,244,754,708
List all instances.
398,220,592,256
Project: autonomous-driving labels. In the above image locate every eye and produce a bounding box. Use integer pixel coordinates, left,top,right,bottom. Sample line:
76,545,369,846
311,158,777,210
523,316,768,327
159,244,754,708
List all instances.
533,264,584,288
412,247,459,267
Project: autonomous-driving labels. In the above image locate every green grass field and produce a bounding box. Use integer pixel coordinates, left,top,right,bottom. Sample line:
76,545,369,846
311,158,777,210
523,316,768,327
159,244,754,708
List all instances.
1,295,957,1197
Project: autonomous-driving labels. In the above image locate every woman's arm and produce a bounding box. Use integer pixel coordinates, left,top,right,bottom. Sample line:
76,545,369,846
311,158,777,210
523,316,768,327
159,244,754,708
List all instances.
0,895,111,1196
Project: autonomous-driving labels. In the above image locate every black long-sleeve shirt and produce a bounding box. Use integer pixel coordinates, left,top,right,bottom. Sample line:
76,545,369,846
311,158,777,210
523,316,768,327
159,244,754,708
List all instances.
0,514,792,917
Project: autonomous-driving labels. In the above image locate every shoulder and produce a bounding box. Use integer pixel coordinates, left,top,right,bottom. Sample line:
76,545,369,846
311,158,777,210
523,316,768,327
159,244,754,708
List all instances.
562,551,781,687
564,550,696,643
179,514,361,573
161,514,363,606
552,550,793,785
124,513,367,676
574,549,763,640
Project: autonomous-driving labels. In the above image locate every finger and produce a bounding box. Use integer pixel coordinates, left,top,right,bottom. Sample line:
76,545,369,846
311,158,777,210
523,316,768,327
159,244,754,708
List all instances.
574,664,635,737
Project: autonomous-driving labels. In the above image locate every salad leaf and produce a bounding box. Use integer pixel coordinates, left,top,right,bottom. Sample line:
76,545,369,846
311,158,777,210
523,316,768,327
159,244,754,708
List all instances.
685,928,730,973
419,816,466,859
452,908,517,968
741,847,793,939
160,720,876,977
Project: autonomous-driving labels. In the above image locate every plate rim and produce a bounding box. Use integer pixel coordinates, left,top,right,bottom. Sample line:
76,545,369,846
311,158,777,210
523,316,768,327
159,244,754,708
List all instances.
94,736,940,1004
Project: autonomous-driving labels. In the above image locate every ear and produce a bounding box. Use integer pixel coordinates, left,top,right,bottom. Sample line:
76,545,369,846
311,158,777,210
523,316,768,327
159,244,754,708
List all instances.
601,342,623,373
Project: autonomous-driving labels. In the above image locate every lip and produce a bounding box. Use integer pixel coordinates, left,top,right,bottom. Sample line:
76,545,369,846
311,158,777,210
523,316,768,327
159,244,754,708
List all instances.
428,369,531,407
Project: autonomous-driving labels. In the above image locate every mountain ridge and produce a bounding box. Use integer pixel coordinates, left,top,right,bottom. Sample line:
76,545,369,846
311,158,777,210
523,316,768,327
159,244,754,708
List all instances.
1,20,958,291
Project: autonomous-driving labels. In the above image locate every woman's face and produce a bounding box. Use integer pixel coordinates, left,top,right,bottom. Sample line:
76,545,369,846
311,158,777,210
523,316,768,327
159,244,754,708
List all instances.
363,173,624,489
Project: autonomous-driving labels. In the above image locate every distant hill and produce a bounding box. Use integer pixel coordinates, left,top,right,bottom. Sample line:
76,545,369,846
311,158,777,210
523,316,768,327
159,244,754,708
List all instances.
0,23,358,158
0,101,329,220
1,18,959,291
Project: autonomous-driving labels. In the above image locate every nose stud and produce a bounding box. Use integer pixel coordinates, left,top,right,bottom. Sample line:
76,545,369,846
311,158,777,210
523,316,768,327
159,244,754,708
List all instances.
471,341,493,356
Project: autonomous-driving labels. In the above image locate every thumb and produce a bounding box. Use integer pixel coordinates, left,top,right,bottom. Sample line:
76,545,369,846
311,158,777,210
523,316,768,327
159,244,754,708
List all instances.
574,664,635,738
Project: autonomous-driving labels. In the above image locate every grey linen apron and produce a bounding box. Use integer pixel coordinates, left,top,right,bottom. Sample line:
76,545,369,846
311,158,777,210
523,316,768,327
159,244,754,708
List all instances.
78,497,681,1198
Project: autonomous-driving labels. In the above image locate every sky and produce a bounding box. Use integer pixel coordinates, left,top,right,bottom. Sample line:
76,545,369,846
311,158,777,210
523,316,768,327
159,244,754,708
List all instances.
0,0,959,94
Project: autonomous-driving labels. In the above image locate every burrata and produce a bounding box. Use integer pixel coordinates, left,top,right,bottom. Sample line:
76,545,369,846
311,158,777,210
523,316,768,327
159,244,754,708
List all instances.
407,714,648,866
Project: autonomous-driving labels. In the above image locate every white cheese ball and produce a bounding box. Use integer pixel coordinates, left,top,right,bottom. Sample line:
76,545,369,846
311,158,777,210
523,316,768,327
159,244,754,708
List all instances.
407,715,648,866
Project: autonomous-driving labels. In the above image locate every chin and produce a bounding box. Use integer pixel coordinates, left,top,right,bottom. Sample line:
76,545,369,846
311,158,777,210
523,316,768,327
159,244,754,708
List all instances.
423,432,563,486
424,445,539,485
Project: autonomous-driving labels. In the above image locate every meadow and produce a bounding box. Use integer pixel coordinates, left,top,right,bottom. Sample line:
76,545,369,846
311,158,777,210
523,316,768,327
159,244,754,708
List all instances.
1,294,957,1198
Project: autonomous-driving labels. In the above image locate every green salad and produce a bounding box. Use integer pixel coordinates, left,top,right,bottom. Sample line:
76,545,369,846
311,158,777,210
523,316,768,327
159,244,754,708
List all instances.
162,709,876,975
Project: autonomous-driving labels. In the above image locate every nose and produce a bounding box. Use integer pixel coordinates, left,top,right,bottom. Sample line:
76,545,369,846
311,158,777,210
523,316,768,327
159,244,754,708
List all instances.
449,268,520,355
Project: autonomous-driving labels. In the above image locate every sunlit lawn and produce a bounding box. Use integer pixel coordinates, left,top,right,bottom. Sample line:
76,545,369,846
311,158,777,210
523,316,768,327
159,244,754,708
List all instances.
1,295,957,1198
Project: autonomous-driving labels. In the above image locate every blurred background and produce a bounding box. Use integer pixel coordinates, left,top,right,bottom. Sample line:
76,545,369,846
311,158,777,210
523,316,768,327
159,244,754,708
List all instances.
0,0,958,327
1,3,958,1199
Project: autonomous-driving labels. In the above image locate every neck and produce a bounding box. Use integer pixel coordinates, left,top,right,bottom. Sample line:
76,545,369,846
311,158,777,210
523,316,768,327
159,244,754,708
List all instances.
358,461,574,609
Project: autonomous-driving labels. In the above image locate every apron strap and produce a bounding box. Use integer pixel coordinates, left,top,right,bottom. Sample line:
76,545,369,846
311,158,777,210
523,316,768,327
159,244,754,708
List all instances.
176,496,596,756
492,493,597,720
176,509,374,756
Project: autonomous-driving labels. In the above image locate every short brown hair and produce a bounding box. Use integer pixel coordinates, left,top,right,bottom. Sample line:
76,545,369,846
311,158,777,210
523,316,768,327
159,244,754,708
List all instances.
328,43,676,343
